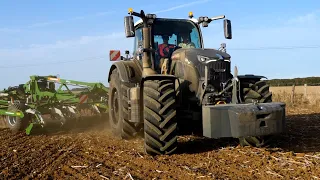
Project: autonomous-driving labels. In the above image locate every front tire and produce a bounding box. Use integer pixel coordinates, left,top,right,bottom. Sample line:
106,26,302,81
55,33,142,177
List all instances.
143,79,178,155
242,80,272,103
239,79,273,147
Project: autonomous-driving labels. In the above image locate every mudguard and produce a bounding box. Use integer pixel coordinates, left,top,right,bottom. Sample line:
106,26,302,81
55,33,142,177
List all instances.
141,74,177,83
108,60,142,83
237,74,267,80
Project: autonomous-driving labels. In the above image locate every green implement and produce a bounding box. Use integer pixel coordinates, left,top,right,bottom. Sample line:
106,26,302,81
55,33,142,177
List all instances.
0,109,24,118
0,75,109,134
0,100,24,118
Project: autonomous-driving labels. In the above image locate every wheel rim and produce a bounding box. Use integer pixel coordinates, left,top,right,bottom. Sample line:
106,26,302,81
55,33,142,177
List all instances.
7,116,17,126
111,88,119,125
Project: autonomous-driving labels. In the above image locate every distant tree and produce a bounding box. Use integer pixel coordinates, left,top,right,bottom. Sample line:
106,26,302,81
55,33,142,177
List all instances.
266,77,320,86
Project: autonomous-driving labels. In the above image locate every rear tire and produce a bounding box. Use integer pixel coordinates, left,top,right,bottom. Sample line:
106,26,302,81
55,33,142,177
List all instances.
143,79,178,155
5,103,30,133
239,79,273,147
108,69,139,139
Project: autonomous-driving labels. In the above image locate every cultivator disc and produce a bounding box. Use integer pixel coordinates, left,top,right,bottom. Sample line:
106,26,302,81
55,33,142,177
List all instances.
62,106,80,119
51,107,67,125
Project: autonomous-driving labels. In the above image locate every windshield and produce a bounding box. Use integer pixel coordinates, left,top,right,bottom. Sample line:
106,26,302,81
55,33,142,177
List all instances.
132,19,202,69
153,19,202,49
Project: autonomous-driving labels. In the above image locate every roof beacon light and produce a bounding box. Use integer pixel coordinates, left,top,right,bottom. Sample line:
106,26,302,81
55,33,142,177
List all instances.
188,12,193,18
128,8,133,14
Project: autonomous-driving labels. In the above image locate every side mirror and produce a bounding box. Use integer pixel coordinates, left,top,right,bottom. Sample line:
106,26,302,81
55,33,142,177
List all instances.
223,19,232,39
124,16,135,38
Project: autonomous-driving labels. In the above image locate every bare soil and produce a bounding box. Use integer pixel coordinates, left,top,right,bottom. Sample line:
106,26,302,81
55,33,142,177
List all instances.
1,109,320,179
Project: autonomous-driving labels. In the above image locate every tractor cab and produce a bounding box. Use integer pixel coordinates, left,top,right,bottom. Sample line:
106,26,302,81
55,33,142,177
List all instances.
133,18,203,72
126,9,232,75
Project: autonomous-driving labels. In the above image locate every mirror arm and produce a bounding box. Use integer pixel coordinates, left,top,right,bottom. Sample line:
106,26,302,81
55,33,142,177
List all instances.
129,10,149,27
210,15,225,21
197,15,226,26
130,12,142,18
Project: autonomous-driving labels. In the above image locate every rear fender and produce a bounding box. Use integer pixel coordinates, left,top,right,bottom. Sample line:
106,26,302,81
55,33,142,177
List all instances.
108,62,129,83
108,60,143,123
108,60,142,83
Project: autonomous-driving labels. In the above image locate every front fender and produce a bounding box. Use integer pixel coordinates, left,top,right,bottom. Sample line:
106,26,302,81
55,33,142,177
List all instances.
238,74,267,81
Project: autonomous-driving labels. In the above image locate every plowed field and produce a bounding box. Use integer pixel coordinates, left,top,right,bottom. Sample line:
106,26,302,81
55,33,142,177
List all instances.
1,108,320,179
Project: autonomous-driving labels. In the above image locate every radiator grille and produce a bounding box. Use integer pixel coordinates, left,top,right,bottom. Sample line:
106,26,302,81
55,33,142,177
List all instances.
197,60,231,83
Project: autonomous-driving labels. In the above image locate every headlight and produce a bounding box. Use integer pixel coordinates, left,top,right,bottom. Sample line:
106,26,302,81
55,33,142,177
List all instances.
197,55,210,62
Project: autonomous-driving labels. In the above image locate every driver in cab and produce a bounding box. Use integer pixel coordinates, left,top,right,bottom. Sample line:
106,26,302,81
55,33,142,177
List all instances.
178,33,196,48
157,35,176,71
158,35,175,58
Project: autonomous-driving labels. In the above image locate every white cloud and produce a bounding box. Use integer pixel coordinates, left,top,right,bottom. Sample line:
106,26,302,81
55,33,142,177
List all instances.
0,28,21,33
25,32,124,49
0,31,125,63
26,11,117,28
287,13,317,24
0,31,131,88
0,10,117,32
27,19,67,28
286,10,319,25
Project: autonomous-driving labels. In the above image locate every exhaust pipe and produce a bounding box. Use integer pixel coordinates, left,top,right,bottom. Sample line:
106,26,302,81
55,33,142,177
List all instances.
142,27,157,76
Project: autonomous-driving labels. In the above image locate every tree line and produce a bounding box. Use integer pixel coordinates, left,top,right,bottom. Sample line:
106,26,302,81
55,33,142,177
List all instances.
266,77,320,86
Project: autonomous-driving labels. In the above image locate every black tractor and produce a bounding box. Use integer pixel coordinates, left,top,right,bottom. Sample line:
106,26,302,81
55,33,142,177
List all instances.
107,9,286,155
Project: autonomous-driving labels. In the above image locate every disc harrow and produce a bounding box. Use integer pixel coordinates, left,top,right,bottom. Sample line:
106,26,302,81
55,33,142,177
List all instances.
0,75,109,135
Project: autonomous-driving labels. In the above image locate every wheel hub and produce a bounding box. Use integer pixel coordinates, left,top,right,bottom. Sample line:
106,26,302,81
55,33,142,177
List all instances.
7,116,17,126
111,89,119,125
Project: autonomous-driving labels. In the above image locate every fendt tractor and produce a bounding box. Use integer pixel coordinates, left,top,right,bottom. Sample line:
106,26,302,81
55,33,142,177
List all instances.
107,8,286,155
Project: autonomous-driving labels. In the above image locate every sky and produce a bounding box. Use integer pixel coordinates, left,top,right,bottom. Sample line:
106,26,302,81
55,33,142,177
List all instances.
0,0,319,89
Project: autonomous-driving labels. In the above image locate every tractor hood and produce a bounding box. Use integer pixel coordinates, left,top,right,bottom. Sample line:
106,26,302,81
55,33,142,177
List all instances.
170,48,232,93
172,48,231,66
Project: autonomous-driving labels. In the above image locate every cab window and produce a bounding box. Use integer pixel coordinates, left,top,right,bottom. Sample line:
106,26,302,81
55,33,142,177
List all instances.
154,34,177,46
152,19,201,49
133,27,143,58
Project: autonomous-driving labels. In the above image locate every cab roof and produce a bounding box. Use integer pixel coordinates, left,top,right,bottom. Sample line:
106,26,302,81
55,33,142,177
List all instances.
134,17,199,27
